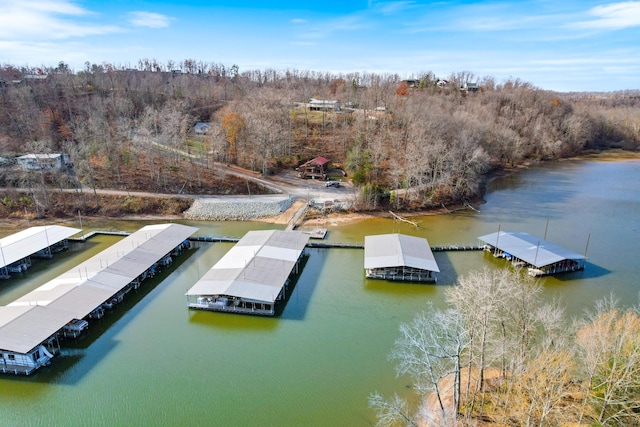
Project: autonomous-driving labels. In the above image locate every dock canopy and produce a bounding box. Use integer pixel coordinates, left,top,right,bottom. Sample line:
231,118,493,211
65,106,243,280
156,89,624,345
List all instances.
0,225,81,268
186,230,309,315
364,234,439,282
0,223,198,355
478,231,586,276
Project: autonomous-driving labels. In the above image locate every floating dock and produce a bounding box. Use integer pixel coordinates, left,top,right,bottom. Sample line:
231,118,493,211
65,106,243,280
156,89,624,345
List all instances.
364,234,440,283
0,225,81,278
478,231,586,276
0,223,198,375
186,230,310,316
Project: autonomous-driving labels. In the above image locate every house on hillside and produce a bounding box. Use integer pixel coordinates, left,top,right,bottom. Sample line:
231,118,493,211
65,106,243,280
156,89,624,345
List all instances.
194,122,210,135
298,157,330,180
308,98,341,112
402,79,420,88
17,154,70,171
462,82,479,92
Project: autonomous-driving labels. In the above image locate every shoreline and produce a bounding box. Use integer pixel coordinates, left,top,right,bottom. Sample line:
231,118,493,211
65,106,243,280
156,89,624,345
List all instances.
1,150,638,231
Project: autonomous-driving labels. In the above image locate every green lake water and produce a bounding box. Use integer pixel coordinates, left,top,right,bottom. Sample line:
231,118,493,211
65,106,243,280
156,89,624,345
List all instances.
0,157,638,426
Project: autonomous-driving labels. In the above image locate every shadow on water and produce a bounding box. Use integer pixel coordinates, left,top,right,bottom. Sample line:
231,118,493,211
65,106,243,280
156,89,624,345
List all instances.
546,261,610,282
187,310,279,331
431,252,462,286
280,250,322,321
3,247,198,385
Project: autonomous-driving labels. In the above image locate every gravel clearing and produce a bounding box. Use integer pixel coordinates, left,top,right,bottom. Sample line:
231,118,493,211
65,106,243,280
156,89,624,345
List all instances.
184,196,294,221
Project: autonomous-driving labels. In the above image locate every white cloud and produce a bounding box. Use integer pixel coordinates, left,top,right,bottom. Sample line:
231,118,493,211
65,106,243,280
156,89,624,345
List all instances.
371,1,417,15
128,11,173,28
291,18,308,24
573,1,640,30
0,0,120,39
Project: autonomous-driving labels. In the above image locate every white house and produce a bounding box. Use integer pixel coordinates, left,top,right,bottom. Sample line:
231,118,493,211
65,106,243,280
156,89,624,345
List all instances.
17,154,70,171
194,122,211,135
308,98,341,111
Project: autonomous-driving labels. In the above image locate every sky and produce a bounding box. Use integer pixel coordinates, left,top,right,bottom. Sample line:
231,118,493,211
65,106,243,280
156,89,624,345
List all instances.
1,0,639,92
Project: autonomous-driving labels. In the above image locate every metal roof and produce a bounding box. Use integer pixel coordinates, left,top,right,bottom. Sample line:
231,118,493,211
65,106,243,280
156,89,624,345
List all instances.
301,156,329,166
478,231,587,268
0,305,76,354
0,223,197,354
0,225,81,268
364,234,440,272
186,230,309,303
17,153,65,160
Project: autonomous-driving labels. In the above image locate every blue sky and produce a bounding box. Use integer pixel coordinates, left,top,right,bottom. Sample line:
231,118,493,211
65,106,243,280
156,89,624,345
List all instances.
1,0,639,92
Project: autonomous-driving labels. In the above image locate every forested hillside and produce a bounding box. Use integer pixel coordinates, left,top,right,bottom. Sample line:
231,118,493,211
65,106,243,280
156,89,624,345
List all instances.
1,60,639,215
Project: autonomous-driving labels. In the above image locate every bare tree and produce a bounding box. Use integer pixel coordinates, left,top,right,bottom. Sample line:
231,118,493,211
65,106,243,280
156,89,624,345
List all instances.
368,392,418,427
575,296,640,426
374,303,469,426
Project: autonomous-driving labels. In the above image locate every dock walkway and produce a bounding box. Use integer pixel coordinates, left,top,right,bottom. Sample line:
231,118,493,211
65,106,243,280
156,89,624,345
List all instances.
72,231,482,252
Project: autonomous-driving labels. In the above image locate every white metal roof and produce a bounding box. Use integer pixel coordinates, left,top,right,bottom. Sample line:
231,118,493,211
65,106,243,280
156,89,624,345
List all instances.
0,305,77,354
478,231,587,268
364,234,440,273
0,225,81,268
186,230,309,303
0,223,197,354
17,153,65,160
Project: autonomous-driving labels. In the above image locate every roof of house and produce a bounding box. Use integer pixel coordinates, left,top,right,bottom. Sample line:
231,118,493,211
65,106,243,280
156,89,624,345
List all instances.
478,231,586,268
0,223,198,354
309,98,339,104
364,234,440,272
0,225,81,269
17,153,65,161
301,156,329,167
194,122,210,133
185,230,310,303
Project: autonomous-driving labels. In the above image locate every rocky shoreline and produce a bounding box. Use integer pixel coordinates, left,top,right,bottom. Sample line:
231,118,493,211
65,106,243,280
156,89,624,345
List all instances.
183,196,295,221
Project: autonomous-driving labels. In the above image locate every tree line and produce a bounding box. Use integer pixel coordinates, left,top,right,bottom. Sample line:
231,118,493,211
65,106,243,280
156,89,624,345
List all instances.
1,61,639,213
370,268,640,426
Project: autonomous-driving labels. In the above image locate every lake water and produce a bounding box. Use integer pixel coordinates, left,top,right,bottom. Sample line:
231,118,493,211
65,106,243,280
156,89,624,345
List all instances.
0,157,638,426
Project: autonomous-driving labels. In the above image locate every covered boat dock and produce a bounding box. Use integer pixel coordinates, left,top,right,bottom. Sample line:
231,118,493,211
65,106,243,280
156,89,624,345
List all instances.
0,225,81,278
478,231,586,276
0,223,197,375
186,230,310,316
364,234,440,282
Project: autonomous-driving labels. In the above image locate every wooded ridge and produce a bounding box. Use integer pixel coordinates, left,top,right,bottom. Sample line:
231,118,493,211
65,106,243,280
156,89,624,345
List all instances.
1,61,639,217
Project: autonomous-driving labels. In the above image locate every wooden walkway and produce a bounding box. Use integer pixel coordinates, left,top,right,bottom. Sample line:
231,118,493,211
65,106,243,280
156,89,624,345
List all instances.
70,231,482,252
285,202,309,232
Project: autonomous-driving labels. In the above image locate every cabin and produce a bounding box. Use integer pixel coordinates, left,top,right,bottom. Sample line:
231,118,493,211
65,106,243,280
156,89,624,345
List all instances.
0,223,197,375
17,153,70,171
364,234,440,283
185,230,310,316
0,225,81,279
478,231,587,276
298,156,330,180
